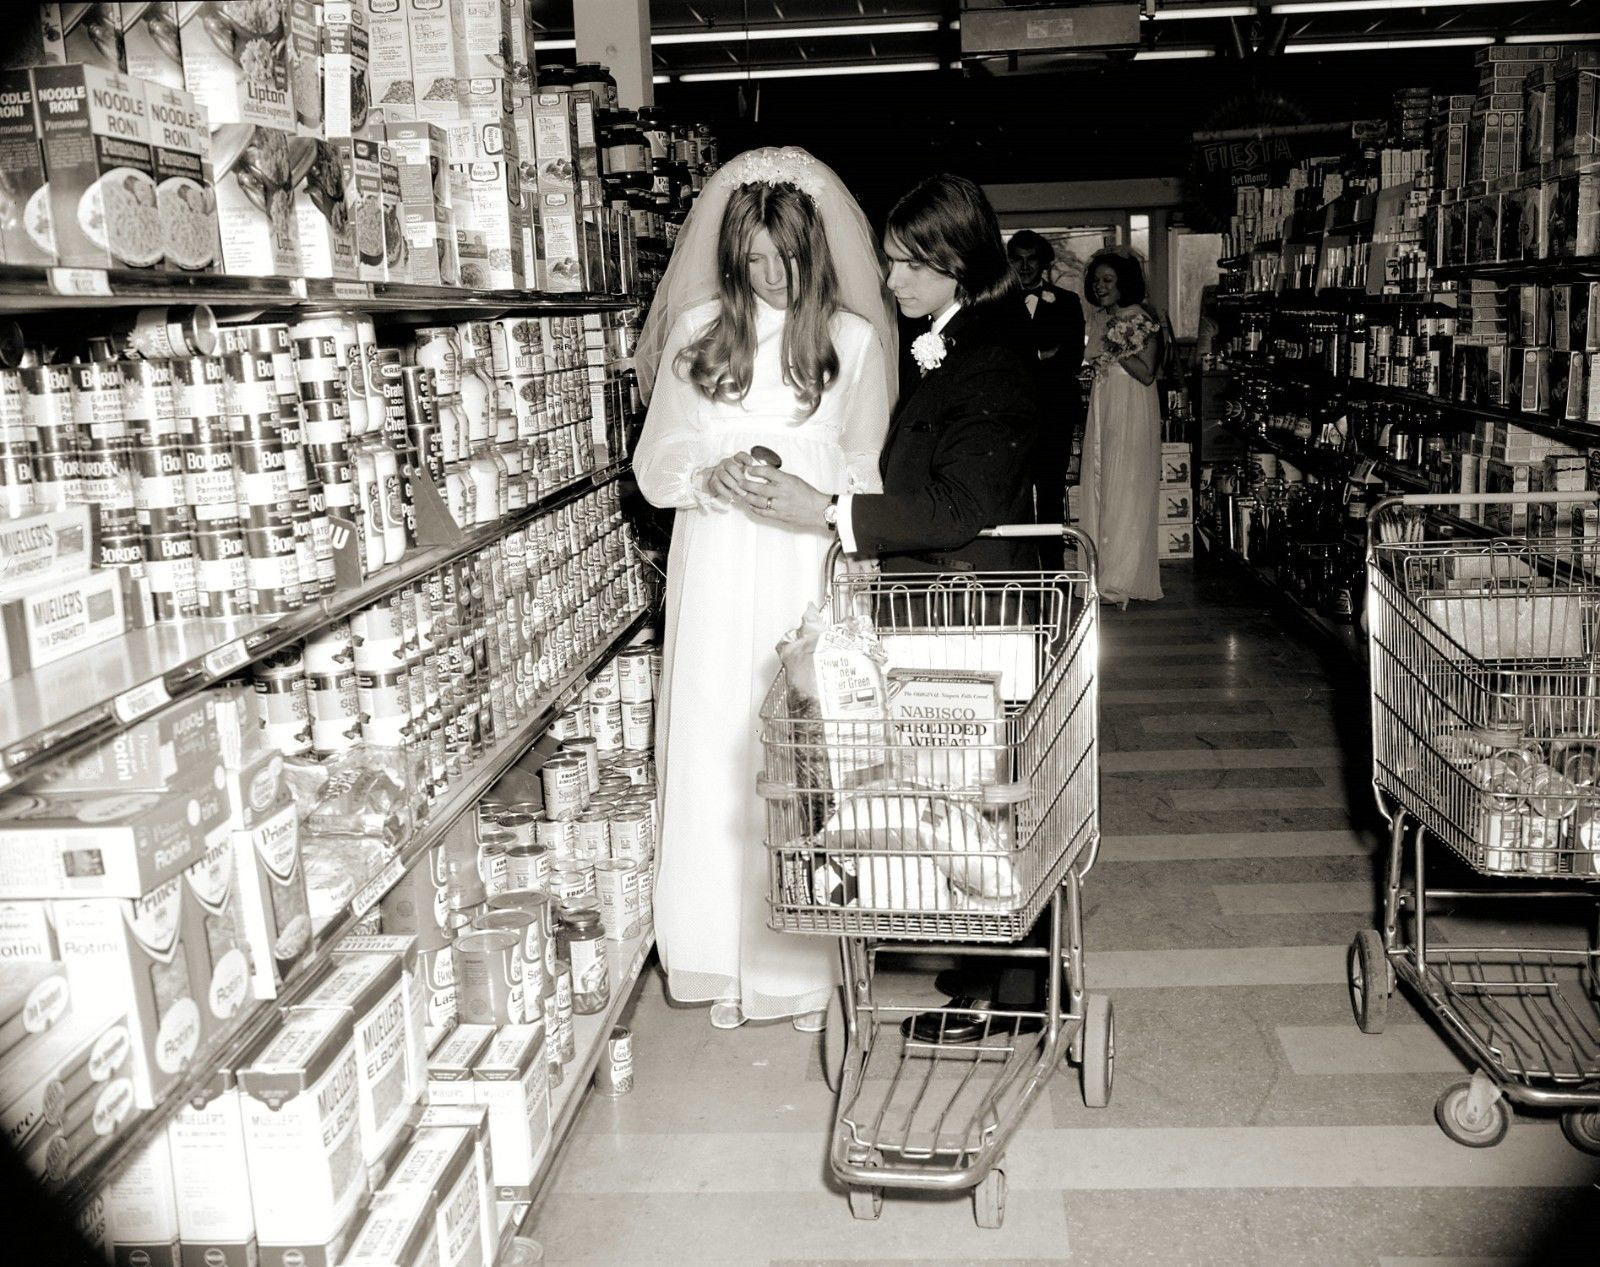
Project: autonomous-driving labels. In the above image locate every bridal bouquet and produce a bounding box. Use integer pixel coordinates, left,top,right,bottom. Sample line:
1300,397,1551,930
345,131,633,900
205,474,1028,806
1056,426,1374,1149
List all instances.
1081,307,1161,383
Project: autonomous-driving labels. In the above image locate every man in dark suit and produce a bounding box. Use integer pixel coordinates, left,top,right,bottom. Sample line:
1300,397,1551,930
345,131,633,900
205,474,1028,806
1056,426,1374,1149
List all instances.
741,174,1047,1041
1007,230,1085,557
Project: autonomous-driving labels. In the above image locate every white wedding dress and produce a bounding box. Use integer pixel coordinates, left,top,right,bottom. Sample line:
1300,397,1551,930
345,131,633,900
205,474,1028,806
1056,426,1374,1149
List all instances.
634,297,890,1019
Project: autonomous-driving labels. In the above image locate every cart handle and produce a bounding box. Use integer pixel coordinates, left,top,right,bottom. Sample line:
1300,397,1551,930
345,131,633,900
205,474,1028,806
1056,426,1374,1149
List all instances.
1368,491,1600,549
821,522,1098,598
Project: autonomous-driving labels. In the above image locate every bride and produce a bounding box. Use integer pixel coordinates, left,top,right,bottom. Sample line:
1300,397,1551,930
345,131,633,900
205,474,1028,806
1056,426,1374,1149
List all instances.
632,148,897,1030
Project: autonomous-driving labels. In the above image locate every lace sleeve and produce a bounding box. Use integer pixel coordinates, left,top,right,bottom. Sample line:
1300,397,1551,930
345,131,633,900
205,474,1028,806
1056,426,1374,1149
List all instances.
837,316,890,494
632,307,721,510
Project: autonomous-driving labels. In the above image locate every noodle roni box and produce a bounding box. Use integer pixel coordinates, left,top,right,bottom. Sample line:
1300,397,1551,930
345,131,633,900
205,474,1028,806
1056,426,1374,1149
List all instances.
143,82,223,274
293,953,413,1181
0,775,230,899
166,1067,257,1267
31,62,163,271
239,1008,369,1267
54,877,204,1109
0,69,56,266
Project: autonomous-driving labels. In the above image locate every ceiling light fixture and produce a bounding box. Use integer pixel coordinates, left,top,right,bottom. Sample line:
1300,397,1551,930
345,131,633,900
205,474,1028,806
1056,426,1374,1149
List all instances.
654,20,941,44
532,38,576,50
679,60,943,82
1506,31,1600,43
1134,47,1219,58
1285,35,1493,51
1149,6,1255,19
1272,0,1541,11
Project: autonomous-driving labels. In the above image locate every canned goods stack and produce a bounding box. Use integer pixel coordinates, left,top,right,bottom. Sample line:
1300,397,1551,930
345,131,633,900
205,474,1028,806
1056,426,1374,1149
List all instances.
249,484,641,787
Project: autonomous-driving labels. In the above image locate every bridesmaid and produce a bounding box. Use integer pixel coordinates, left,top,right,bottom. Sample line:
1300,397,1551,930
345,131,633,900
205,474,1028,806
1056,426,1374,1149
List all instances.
1077,249,1165,606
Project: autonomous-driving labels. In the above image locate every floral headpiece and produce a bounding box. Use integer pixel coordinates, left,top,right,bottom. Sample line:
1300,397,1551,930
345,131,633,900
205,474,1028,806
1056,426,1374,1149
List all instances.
717,147,827,203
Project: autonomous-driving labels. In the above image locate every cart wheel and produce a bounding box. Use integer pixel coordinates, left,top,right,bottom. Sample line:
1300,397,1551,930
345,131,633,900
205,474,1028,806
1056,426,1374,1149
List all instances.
822,990,847,1093
1434,1078,1510,1148
1081,994,1114,1109
848,1186,882,1221
1559,1108,1600,1155
973,1165,1006,1229
1348,930,1391,1035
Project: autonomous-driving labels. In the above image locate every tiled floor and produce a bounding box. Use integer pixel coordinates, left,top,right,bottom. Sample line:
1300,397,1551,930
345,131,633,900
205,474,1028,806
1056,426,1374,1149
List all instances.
535,563,1600,1264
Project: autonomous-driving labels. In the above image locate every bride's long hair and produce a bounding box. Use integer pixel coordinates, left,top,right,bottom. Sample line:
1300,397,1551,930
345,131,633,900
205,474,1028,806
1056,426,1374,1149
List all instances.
675,181,842,418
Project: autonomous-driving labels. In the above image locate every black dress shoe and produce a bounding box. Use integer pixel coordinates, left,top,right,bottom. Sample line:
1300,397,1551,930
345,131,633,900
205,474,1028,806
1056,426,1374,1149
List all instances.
933,968,982,997
900,997,989,1044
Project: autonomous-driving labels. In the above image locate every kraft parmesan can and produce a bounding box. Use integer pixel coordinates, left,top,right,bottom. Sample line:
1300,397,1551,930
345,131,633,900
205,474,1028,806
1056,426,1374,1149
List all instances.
594,1026,633,1096
452,929,518,1024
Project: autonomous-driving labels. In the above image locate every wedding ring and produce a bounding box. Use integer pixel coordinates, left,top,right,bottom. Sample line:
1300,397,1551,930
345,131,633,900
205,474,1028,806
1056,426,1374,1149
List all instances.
766,496,773,510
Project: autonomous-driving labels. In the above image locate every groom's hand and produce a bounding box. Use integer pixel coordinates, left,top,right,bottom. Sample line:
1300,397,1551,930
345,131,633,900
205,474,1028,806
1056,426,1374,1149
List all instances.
744,466,831,530
705,452,757,504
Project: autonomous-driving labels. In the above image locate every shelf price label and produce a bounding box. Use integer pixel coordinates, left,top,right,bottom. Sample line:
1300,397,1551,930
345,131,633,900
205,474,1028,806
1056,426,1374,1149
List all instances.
331,281,370,301
202,640,249,678
47,268,113,297
351,854,408,919
112,679,171,724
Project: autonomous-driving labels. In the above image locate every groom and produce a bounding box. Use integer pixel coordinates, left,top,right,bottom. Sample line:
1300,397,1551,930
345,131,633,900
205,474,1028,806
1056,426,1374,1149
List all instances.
748,172,1045,1039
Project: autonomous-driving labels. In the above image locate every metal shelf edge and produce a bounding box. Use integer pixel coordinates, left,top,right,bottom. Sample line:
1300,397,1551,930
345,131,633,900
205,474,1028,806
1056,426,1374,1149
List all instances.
0,463,629,788
54,604,655,1211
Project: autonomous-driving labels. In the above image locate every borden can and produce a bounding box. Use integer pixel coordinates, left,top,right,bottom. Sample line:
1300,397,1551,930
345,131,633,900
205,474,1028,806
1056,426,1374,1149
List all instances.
451,929,518,1024
474,908,538,1025
594,1026,633,1096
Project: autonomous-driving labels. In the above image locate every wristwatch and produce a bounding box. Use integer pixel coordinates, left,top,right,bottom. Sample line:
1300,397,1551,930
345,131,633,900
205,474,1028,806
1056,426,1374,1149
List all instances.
823,495,839,531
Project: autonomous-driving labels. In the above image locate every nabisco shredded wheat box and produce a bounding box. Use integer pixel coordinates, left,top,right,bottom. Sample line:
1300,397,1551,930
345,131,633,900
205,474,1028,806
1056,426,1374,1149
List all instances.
887,668,1005,788
239,1008,368,1262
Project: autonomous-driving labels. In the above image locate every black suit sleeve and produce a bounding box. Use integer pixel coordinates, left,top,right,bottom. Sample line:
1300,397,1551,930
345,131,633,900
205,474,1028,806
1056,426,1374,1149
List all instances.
848,345,1038,557
1060,292,1086,378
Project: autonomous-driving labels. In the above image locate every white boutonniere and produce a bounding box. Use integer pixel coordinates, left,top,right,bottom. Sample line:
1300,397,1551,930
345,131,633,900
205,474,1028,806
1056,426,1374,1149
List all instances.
911,330,948,374
1040,289,1056,304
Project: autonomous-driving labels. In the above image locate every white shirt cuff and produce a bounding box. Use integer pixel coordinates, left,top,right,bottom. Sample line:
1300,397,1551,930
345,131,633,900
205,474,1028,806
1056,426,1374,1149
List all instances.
836,492,860,554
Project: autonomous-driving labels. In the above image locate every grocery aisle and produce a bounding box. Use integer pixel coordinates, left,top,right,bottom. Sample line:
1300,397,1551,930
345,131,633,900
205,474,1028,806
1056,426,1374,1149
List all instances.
538,563,1600,1265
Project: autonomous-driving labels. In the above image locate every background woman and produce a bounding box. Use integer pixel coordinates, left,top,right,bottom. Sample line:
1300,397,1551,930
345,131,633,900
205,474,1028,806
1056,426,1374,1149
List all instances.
1078,248,1165,606
632,148,896,1032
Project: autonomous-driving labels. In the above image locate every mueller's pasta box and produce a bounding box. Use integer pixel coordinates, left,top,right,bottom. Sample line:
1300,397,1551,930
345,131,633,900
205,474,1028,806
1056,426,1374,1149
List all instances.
143,82,223,274
38,692,221,794
104,1129,181,1267
425,1022,492,1103
0,566,133,682
238,1008,368,1264
0,774,230,899
293,952,412,1177
176,0,296,130
165,1067,257,1267
406,1102,495,1263
887,668,1005,789
341,1187,439,1267
231,795,311,998
179,841,253,1050
0,506,93,599
471,1022,549,1201
54,877,204,1108
31,62,163,271
380,1123,491,1267
333,932,428,1103
1,1010,130,1158
0,68,56,266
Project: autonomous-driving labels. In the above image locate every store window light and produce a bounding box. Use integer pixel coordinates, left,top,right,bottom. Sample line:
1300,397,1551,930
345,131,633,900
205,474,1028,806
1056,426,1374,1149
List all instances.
1130,215,1151,264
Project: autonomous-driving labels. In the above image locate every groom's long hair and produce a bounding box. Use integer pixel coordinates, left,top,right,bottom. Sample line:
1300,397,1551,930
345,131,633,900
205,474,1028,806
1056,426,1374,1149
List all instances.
677,181,842,418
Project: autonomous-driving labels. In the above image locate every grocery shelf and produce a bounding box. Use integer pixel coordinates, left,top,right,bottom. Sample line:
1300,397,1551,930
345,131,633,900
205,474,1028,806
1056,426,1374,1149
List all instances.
0,263,640,315
515,926,655,1235
1431,255,1600,285
1196,521,1367,671
55,602,656,1213
1215,289,1453,313
0,461,629,790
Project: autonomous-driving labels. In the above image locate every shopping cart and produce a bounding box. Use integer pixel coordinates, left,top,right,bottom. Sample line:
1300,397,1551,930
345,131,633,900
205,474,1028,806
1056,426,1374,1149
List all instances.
757,525,1107,1227
1353,491,1600,1154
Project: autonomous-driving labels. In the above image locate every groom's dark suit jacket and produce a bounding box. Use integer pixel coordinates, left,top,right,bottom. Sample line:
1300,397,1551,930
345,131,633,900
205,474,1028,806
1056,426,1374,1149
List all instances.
849,300,1041,574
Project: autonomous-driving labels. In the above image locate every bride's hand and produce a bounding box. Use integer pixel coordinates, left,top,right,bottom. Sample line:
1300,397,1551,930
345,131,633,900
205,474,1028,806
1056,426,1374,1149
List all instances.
744,466,831,530
705,452,757,504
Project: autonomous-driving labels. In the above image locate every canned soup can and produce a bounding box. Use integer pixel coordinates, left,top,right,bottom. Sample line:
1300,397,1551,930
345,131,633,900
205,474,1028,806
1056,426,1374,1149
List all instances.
594,1025,633,1096
451,929,519,1024
474,908,541,1024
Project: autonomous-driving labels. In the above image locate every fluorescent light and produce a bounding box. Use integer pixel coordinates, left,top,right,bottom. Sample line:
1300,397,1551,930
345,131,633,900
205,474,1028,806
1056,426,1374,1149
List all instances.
533,38,576,50
1149,5,1255,18
1134,47,1217,59
653,74,670,84
1285,35,1492,51
679,61,942,82
1507,31,1600,43
654,21,940,44
1273,0,1538,9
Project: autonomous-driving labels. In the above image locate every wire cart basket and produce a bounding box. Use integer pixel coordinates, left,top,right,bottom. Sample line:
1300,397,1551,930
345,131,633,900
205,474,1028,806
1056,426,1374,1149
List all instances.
1355,491,1600,1154
758,525,1108,1227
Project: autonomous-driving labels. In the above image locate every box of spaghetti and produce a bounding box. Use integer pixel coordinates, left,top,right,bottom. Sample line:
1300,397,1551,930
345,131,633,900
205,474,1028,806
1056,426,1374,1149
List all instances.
1,1009,130,1159
54,876,202,1108
238,1007,369,1267
378,1121,491,1267
341,1186,439,1267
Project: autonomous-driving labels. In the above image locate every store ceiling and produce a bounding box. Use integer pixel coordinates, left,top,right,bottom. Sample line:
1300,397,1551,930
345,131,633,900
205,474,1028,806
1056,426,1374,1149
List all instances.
528,1,1596,80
